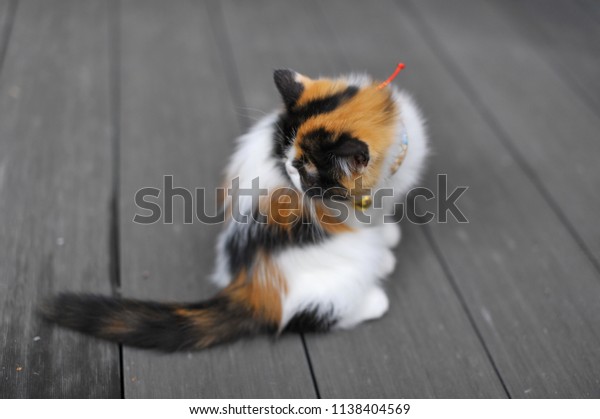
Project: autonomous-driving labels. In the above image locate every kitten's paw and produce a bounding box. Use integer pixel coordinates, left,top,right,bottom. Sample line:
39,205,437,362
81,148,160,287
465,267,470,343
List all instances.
381,223,401,248
337,287,389,329
360,287,389,322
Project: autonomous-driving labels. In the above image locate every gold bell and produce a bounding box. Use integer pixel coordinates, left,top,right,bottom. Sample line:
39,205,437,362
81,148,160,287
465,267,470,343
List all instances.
354,195,373,210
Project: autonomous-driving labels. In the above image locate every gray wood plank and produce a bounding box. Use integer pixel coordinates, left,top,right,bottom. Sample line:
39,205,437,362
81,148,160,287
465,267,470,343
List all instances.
0,1,14,71
489,0,600,117
220,0,507,398
408,0,600,265
578,0,600,24
341,0,600,397
118,0,315,398
0,0,120,398
0,1,8,22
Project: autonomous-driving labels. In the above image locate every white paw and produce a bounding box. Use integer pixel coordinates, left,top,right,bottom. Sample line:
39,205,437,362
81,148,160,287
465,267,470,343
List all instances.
336,287,390,329
360,287,389,322
381,223,401,248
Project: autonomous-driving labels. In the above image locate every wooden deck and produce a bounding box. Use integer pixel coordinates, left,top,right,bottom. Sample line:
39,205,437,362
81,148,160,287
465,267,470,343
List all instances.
1,0,599,398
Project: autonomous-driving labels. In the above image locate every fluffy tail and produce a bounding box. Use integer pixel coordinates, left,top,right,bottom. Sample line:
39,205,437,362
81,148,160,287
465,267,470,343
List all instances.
40,291,275,352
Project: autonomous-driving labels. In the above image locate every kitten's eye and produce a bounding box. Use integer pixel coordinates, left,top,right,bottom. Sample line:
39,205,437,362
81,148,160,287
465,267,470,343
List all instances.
292,159,303,170
293,158,318,175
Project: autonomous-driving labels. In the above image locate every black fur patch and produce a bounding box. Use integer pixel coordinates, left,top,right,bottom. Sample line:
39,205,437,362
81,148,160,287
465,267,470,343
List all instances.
273,69,304,109
225,206,328,274
285,307,337,333
296,128,368,198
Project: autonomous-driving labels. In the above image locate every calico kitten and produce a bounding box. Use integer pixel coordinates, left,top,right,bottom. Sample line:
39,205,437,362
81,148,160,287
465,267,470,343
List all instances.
42,68,428,351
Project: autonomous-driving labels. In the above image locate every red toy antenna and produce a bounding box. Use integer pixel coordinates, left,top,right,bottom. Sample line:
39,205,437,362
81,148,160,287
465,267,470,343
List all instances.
376,62,406,90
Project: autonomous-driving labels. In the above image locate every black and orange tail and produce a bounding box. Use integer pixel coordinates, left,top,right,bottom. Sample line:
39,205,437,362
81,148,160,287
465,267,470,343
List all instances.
40,291,276,352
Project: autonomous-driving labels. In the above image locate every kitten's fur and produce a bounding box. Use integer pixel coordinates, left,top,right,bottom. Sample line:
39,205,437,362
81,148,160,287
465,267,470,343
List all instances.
42,69,428,351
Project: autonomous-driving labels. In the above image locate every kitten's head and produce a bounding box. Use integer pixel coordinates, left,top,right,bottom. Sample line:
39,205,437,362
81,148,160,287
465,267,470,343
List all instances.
273,69,399,202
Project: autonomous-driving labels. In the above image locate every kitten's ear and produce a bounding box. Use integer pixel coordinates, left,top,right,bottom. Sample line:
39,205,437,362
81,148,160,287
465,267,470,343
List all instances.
273,69,306,109
332,135,370,170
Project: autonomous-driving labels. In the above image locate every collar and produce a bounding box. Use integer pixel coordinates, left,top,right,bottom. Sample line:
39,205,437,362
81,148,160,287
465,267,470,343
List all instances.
354,129,409,210
389,129,409,176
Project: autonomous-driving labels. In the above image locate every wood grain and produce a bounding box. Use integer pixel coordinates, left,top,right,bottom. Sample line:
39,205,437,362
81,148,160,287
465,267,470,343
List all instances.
490,0,600,112
0,0,120,398
407,0,600,264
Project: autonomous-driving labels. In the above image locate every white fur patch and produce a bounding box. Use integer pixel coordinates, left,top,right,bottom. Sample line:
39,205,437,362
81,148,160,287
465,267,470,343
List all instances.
276,227,394,328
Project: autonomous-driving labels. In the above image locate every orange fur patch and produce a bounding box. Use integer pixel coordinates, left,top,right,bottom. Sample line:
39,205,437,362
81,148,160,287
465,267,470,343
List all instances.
259,186,354,235
226,253,287,325
315,202,354,234
260,187,302,228
103,317,133,335
174,308,200,318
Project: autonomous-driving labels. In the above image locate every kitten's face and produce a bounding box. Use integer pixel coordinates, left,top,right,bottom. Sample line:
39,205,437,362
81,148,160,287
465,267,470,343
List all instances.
273,69,398,202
